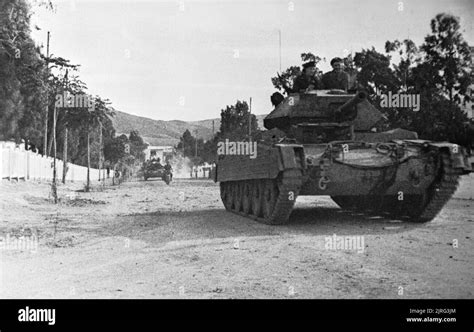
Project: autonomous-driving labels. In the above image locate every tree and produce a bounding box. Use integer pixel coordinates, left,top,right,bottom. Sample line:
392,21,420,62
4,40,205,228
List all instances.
353,47,399,96
200,137,219,164
128,130,148,162
176,129,195,158
385,39,420,91
218,100,259,141
0,0,41,142
104,136,125,165
384,14,471,145
63,95,114,191
420,13,472,103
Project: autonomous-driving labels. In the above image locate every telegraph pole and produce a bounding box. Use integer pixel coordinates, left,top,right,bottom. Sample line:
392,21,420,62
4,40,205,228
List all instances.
51,104,57,203
62,69,69,184
43,31,50,156
86,128,90,192
45,31,57,203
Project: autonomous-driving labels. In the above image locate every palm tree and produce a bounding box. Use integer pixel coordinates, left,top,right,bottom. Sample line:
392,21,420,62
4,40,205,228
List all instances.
63,93,113,191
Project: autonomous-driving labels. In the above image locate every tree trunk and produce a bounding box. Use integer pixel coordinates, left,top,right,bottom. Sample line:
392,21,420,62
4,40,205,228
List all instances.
86,129,90,192
47,129,53,156
62,127,68,184
44,113,48,156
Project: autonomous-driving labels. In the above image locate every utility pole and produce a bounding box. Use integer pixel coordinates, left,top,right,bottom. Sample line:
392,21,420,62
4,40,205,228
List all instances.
45,31,57,203
86,128,90,192
43,31,50,156
51,104,58,203
212,120,215,137
62,69,69,184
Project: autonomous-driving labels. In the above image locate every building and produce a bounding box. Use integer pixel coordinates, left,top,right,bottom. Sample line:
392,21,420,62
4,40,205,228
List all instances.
144,145,174,161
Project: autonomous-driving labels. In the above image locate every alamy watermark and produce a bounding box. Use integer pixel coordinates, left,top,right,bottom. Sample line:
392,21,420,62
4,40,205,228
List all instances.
325,234,365,253
55,92,95,111
217,139,257,159
0,233,38,253
378,91,420,112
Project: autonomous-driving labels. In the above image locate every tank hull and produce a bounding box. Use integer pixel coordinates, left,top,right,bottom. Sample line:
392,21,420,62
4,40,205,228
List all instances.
215,139,472,224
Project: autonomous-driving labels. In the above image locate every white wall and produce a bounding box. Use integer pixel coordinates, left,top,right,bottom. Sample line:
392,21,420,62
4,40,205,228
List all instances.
0,142,100,182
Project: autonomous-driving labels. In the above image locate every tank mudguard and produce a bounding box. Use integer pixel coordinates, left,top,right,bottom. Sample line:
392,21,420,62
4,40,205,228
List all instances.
215,144,305,182
399,140,473,173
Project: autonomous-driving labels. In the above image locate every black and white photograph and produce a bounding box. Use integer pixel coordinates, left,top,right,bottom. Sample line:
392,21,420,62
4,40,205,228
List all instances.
0,0,473,327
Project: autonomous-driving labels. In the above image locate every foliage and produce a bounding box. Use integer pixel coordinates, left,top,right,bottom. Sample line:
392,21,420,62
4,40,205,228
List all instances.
128,130,148,162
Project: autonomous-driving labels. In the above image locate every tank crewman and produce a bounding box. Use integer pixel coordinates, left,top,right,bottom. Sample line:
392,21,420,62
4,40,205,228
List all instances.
164,160,173,180
292,61,323,93
155,157,163,168
322,57,350,91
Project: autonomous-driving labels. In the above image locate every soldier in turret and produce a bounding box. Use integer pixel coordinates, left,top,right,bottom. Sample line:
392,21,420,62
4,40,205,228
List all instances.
322,57,350,91
292,61,323,93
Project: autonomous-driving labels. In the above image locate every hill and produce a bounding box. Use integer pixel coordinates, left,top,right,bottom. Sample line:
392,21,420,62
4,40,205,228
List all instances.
111,110,266,146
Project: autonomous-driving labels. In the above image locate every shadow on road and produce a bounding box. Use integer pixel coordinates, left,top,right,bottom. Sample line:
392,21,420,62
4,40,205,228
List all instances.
91,204,427,247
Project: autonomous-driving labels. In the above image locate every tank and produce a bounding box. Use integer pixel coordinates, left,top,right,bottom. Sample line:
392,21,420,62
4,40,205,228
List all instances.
214,89,473,225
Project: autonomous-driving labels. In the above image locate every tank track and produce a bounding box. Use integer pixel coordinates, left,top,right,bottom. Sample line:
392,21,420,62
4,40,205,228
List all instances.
332,153,462,222
220,169,303,225
415,153,462,222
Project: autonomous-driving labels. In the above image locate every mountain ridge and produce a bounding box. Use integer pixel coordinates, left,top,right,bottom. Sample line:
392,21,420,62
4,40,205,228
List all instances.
111,110,266,146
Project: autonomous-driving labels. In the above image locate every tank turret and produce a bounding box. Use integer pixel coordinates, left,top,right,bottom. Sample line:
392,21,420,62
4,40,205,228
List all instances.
264,89,419,143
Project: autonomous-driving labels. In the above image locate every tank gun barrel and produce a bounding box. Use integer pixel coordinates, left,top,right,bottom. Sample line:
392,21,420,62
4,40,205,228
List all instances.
335,91,367,122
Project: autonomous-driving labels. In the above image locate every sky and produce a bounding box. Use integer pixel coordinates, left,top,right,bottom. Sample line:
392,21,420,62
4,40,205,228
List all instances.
30,0,474,121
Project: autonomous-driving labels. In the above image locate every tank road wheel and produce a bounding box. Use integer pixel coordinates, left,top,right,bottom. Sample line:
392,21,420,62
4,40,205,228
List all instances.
233,181,243,212
251,180,263,218
221,171,302,225
220,182,232,211
241,181,252,215
262,179,279,221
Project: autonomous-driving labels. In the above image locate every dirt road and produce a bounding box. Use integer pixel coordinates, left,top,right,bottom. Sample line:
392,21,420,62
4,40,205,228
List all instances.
1,176,473,299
